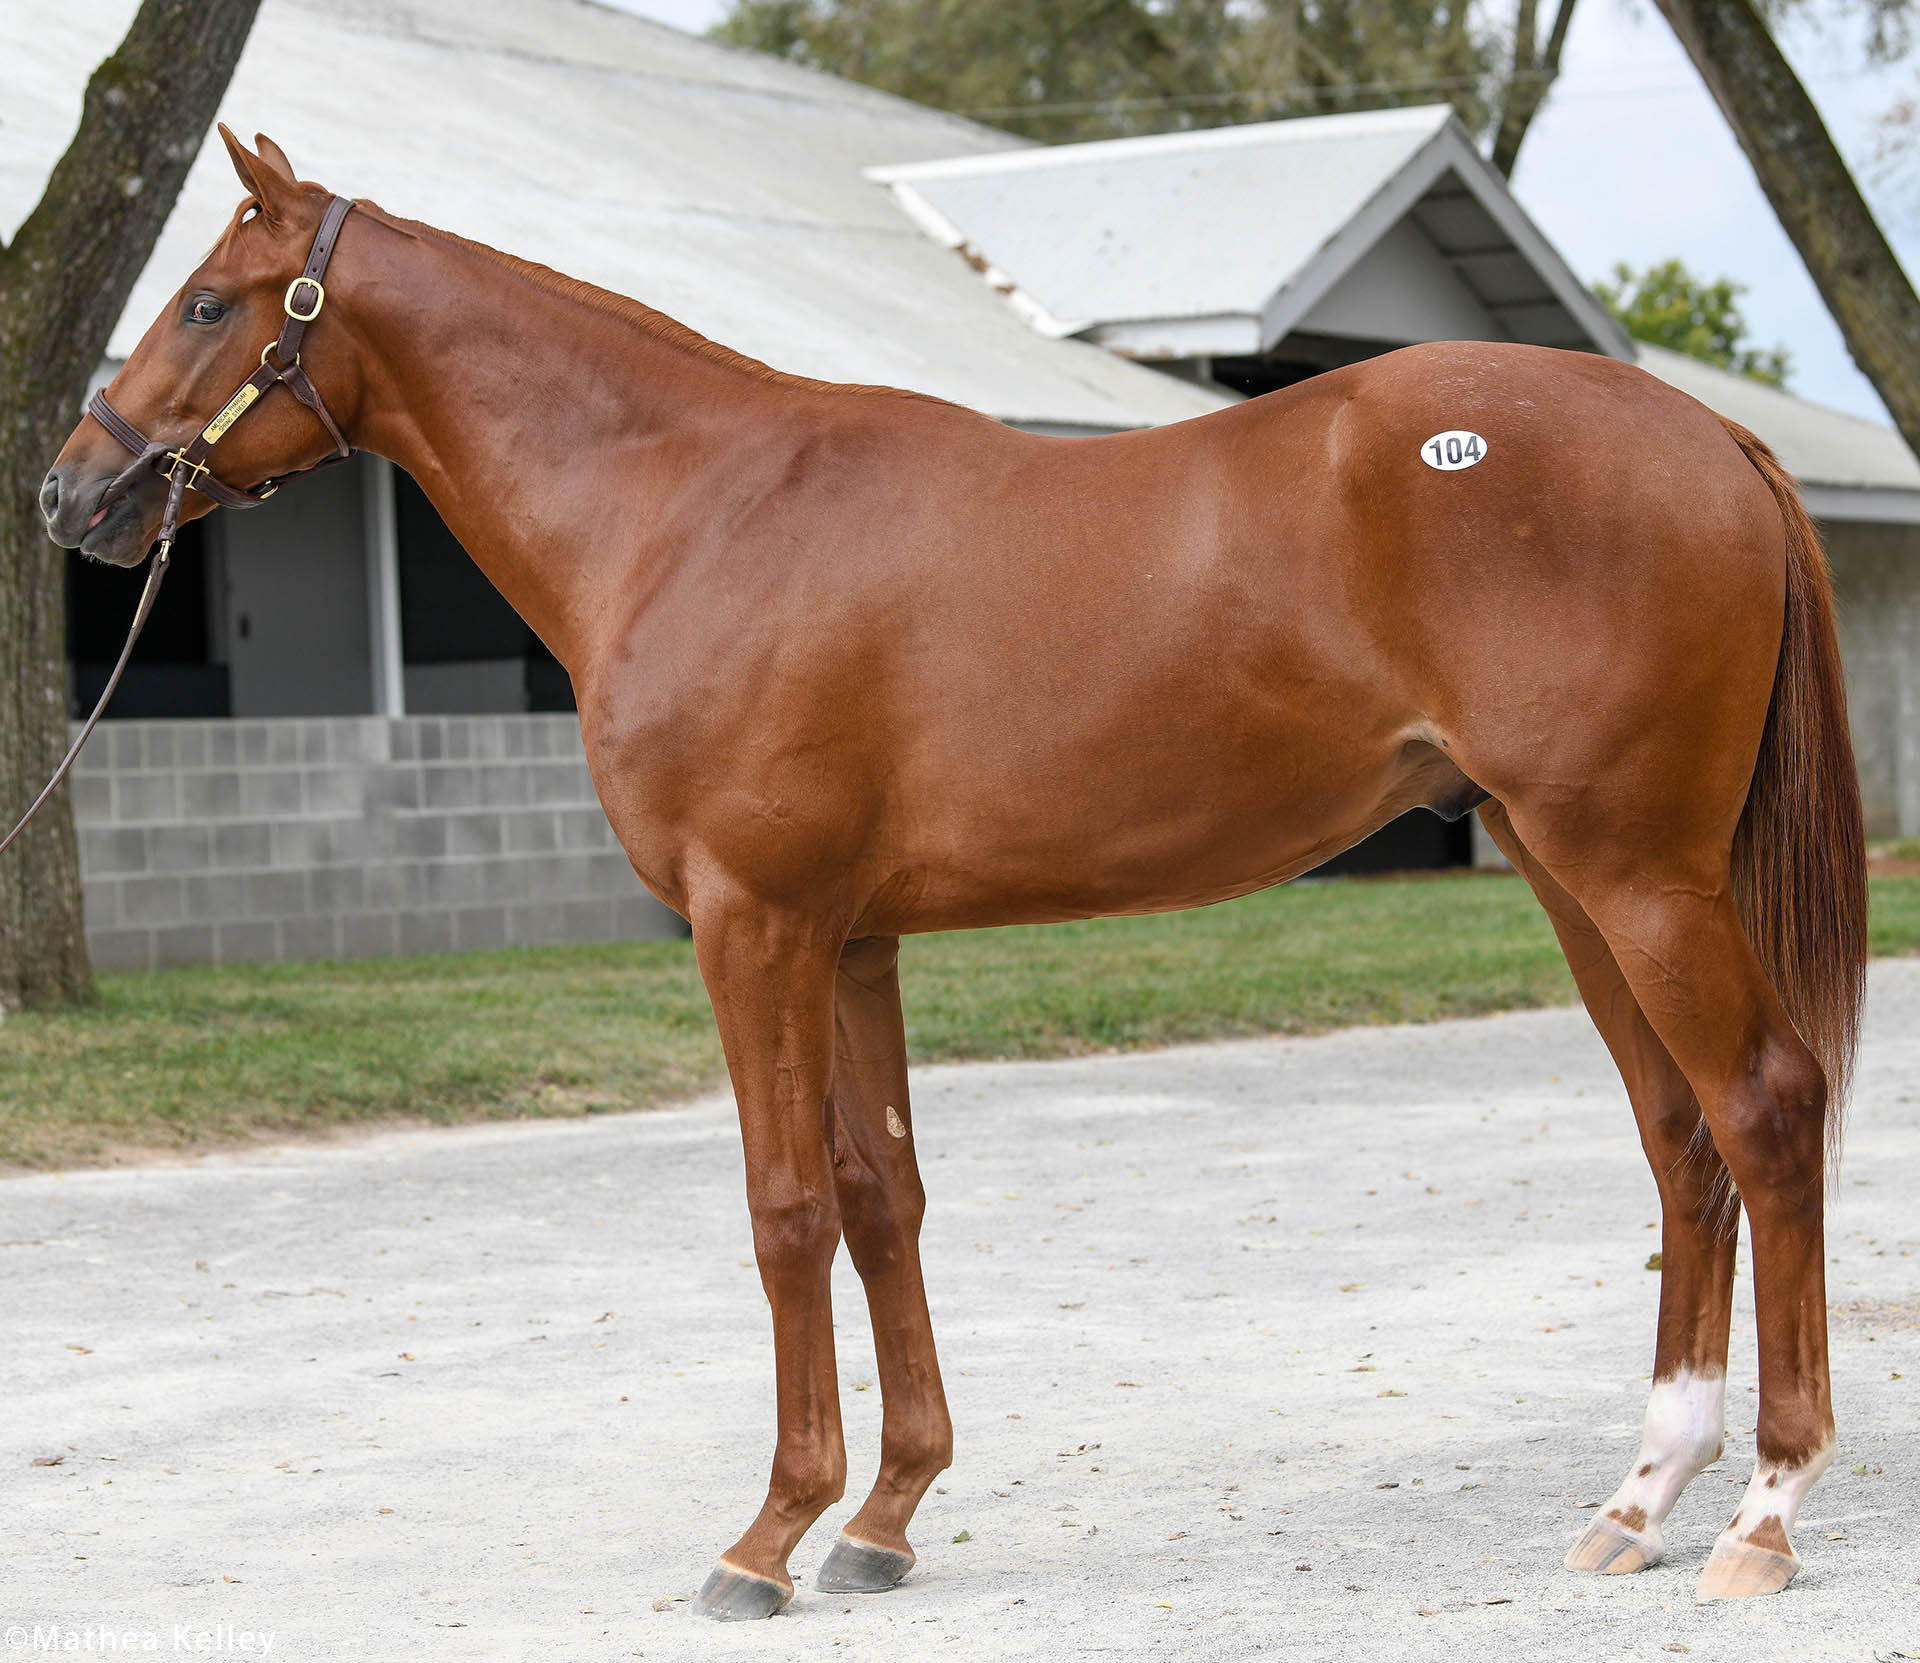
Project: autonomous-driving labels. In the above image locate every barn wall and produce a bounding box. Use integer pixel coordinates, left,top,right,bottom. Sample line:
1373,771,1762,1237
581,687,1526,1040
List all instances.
1822,518,1920,840
70,715,687,970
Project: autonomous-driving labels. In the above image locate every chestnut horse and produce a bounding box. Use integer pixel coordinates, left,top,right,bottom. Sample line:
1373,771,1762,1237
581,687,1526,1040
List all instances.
41,133,1866,1617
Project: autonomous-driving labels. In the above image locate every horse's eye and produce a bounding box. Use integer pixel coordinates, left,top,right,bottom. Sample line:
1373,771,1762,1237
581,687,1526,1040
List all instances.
188,297,226,325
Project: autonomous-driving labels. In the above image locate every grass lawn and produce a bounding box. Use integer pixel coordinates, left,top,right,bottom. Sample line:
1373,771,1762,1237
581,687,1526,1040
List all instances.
5,871,1918,1172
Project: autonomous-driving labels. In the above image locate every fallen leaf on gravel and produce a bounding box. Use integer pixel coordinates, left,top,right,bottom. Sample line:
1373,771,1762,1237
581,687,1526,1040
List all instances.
1483,1597,1511,1605
64,1344,92,1354
1574,1500,1600,1508
1827,1530,1846,1540
952,1530,972,1543
1167,1532,1188,1541
1375,1482,1399,1490
1115,1381,1140,1388
223,1576,242,1585
378,1507,394,1516
1852,1464,1869,1475
1645,1252,1664,1271
1340,1282,1365,1293
1377,1389,1407,1398
1154,1601,1173,1609
31,1456,64,1467
593,1311,616,1323
1664,1646,1690,1655
399,1353,416,1362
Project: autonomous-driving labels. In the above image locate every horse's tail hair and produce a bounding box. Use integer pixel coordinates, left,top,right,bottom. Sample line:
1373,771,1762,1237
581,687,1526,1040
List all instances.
1720,415,1868,1180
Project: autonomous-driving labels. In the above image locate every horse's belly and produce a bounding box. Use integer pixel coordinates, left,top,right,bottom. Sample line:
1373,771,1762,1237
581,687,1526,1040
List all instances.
860,709,1456,934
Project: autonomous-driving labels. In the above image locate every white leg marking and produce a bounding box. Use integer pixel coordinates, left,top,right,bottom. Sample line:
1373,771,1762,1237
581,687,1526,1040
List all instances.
1696,1438,1835,1600
1566,1367,1726,1574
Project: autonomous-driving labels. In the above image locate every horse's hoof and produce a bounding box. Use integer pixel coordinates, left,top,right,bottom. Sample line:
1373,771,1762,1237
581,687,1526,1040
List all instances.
1696,1526,1798,1600
1564,1511,1663,1575
815,1534,915,1593
692,1561,793,1621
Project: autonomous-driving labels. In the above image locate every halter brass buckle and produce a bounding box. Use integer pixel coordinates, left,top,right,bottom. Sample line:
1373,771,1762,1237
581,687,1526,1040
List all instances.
284,276,325,322
160,448,210,489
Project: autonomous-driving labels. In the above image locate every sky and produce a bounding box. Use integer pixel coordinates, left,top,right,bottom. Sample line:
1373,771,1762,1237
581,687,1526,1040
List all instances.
600,0,1917,426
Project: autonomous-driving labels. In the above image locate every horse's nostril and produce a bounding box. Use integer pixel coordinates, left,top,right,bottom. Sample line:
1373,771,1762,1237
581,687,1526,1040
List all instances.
38,472,61,523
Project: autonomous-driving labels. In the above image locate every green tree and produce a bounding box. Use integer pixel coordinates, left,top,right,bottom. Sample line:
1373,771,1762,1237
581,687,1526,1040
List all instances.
712,0,1497,144
0,0,262,1010
1594,259,1793,387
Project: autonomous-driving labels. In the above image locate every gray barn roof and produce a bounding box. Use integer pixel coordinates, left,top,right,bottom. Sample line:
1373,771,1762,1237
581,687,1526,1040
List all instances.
869,107,1634,362
6,0,1227,431
1634,346,1920,518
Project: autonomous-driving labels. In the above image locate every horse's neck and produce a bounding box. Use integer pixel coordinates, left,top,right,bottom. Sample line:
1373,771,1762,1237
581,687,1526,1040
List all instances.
341,213,789,668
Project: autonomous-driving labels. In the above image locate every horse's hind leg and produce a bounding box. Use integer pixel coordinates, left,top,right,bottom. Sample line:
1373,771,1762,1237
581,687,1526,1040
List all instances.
1479,803,1735,1575
815,936,954,1593
1500,804,1835,1600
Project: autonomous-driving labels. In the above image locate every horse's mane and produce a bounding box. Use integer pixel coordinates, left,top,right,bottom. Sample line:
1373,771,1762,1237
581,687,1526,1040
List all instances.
359,202,965,411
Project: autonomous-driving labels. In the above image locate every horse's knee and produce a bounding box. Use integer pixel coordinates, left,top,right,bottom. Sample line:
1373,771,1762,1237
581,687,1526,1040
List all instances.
836,1161,925,1275
832,1122,925,1271
749,1186,840,1270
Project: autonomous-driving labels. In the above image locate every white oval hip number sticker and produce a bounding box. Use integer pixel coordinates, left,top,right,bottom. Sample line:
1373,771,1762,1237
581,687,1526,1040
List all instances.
1422,430,1487,471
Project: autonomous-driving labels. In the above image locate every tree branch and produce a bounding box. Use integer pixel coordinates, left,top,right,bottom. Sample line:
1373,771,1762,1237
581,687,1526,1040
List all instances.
1490,0,1576,178
1653,0,1920,460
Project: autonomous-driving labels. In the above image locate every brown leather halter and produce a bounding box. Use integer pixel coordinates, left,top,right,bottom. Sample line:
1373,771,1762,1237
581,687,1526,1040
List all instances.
0,195,356,859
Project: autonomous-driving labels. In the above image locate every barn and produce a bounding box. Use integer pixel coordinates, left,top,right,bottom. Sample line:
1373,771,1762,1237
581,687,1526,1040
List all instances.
10,0,1919,968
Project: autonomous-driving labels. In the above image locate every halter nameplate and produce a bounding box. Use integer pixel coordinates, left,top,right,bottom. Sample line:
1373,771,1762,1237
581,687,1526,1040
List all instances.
201,380,262,445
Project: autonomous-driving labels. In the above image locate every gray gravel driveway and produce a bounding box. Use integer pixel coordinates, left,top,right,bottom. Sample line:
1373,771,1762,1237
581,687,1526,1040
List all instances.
6,966,1917,1662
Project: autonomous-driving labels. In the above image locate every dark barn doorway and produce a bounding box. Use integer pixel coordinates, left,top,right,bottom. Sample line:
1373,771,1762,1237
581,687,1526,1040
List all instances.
67,520,229,720
394,472,575,713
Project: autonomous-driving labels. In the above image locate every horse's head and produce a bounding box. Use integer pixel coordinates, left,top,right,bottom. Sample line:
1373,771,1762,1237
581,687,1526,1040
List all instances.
40,127,358,568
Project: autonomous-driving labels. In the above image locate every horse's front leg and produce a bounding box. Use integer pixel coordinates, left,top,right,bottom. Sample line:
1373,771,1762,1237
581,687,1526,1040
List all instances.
815,936,953,1594
689,898,848,1621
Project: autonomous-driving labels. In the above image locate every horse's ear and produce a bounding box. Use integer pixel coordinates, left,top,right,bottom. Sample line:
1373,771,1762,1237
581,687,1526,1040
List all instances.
253,133,297,184
217,122,297,224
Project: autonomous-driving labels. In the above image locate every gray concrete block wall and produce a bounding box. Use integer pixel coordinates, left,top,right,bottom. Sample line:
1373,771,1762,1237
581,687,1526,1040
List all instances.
71,716,689,970
1825,519,1920,840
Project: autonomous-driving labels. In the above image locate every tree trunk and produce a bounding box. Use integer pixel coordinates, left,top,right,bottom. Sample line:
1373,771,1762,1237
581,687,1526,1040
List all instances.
1653,0,1920,459
0,0,261,1010
1490,0,1576,178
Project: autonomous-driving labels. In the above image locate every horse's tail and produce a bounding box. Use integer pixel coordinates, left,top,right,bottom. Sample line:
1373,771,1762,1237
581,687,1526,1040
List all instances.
1720,415,1868,1174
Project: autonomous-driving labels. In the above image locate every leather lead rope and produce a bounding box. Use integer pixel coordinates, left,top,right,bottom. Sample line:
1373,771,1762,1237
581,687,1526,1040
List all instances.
0,197,356,860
